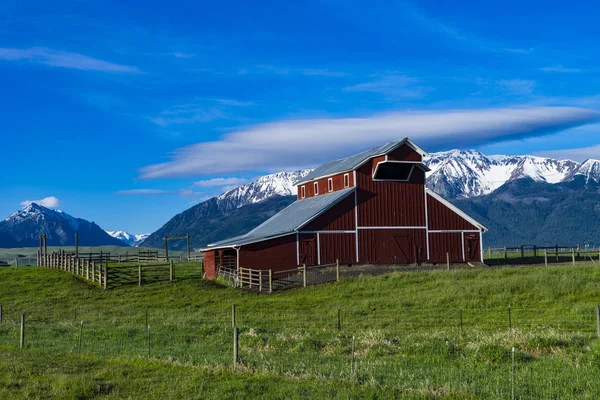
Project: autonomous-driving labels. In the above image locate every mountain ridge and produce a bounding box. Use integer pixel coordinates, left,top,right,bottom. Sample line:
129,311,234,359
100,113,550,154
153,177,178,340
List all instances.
0,203,126,248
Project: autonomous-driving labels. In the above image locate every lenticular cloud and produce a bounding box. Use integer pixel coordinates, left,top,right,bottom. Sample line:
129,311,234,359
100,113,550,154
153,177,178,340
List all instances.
140,107,600,179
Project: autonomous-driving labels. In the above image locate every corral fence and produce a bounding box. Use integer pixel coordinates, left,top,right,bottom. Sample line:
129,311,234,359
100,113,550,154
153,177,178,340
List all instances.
37,249,185,264
219,261,432,292
37,252,202,289
485,245,600,266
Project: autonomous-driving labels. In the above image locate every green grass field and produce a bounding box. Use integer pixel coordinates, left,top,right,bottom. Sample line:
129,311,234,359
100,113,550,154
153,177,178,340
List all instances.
1,263,600,398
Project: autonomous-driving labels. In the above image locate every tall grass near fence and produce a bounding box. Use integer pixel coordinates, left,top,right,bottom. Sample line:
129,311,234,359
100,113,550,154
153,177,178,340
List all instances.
2,264,600,398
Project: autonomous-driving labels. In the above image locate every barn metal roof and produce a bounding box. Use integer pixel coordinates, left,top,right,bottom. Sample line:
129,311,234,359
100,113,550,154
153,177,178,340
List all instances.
295,138,427,186
204,187,355,249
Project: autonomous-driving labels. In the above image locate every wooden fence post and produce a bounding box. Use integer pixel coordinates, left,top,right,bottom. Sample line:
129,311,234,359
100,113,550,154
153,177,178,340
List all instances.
169,260,174,282
520,245,524,259
544,250,548,267
269,269,273,293
232,304,236,328
303,264,307,287
233,327,239,366
92,262,95,282
86,260,90,279
15,258,18,267
572,249,576,266
446,253,450,270
139,265,142,286
20,314,25,349
259,270,263,292
336,259,340,282
103,265,107,290
533,245,537,258
596,304,600,338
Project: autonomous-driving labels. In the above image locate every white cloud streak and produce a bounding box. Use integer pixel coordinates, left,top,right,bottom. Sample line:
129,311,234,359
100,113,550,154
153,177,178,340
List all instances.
115,189,171,195
496,79,536,96
21,196,61,208
534,144,600,162
193,177,250,188
139,107,600,179
344,74,430,98
0,47,141,74
540,65,582,73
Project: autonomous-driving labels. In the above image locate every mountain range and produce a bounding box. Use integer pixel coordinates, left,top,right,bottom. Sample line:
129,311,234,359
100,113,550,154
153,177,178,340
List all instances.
141,152,600,250
0,203,126,247
105,231,149,247
2,150,599,249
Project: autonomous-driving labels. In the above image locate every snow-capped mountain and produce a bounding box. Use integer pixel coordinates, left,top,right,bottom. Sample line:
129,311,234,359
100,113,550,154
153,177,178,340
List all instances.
141,149,600,250
424,150,581,198
105,231,149,247
564,159,600,184
0,203,126,248
214,170,311,212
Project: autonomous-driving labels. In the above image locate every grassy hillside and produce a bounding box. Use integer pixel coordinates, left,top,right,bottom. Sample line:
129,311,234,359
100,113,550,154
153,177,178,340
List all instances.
1,264,600,398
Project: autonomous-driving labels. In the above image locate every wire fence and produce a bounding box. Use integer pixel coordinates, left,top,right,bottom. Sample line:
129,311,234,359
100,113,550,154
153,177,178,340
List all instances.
485,245,600,266
1,304,600,398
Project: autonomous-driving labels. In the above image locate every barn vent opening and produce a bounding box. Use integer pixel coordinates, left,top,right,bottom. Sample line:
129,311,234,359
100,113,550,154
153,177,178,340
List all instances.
373,162,414,181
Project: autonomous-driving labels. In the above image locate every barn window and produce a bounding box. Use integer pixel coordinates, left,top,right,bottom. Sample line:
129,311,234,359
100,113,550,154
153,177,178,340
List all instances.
373,162,414,181
328,178,333,192
314,182,319,195
344,173,349,188
301,185,305,198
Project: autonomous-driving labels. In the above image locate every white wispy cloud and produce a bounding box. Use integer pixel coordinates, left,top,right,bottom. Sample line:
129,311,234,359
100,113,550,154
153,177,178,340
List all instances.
534,144,600,162
171,52,196,59
301,69,350,77
193,177,250,188
139,106,600,179
0,47,141,73
149,105,230,126
540,65,583,73
21,196,61,208
214,99,255,107
344,74,430,98
255,65,348,77
115,189,171,195
496,79,536,96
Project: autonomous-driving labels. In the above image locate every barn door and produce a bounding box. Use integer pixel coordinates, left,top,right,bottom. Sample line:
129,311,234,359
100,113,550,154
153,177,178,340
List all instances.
299,237,317,265
392,235,412,264
465,233,480,262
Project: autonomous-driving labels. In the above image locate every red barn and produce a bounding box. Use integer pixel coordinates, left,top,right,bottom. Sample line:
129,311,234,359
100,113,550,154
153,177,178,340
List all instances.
202,138,486,279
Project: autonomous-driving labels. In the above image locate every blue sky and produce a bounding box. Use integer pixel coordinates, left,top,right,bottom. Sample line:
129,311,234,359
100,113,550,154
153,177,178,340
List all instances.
2,0,600,233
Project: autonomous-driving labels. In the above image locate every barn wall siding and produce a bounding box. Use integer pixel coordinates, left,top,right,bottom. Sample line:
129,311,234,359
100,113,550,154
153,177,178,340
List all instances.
358,228,426,264
427,194,478,231
301,195,356,231
319,233,357,265
387,144,423,162
239,235,298,272
357,162,426,227
428,232,464,263
204,251,217,279
298,172,354,200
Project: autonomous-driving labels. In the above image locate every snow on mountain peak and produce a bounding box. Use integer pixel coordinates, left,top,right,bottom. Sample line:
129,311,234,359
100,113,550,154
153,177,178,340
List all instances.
216,170,312,209
567,159,600,184
105,230,149,247
424,150,580,198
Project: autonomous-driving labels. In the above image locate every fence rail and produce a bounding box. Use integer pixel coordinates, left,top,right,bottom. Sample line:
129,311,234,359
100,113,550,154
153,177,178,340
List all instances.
485,245,600,266
37,252,202,289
